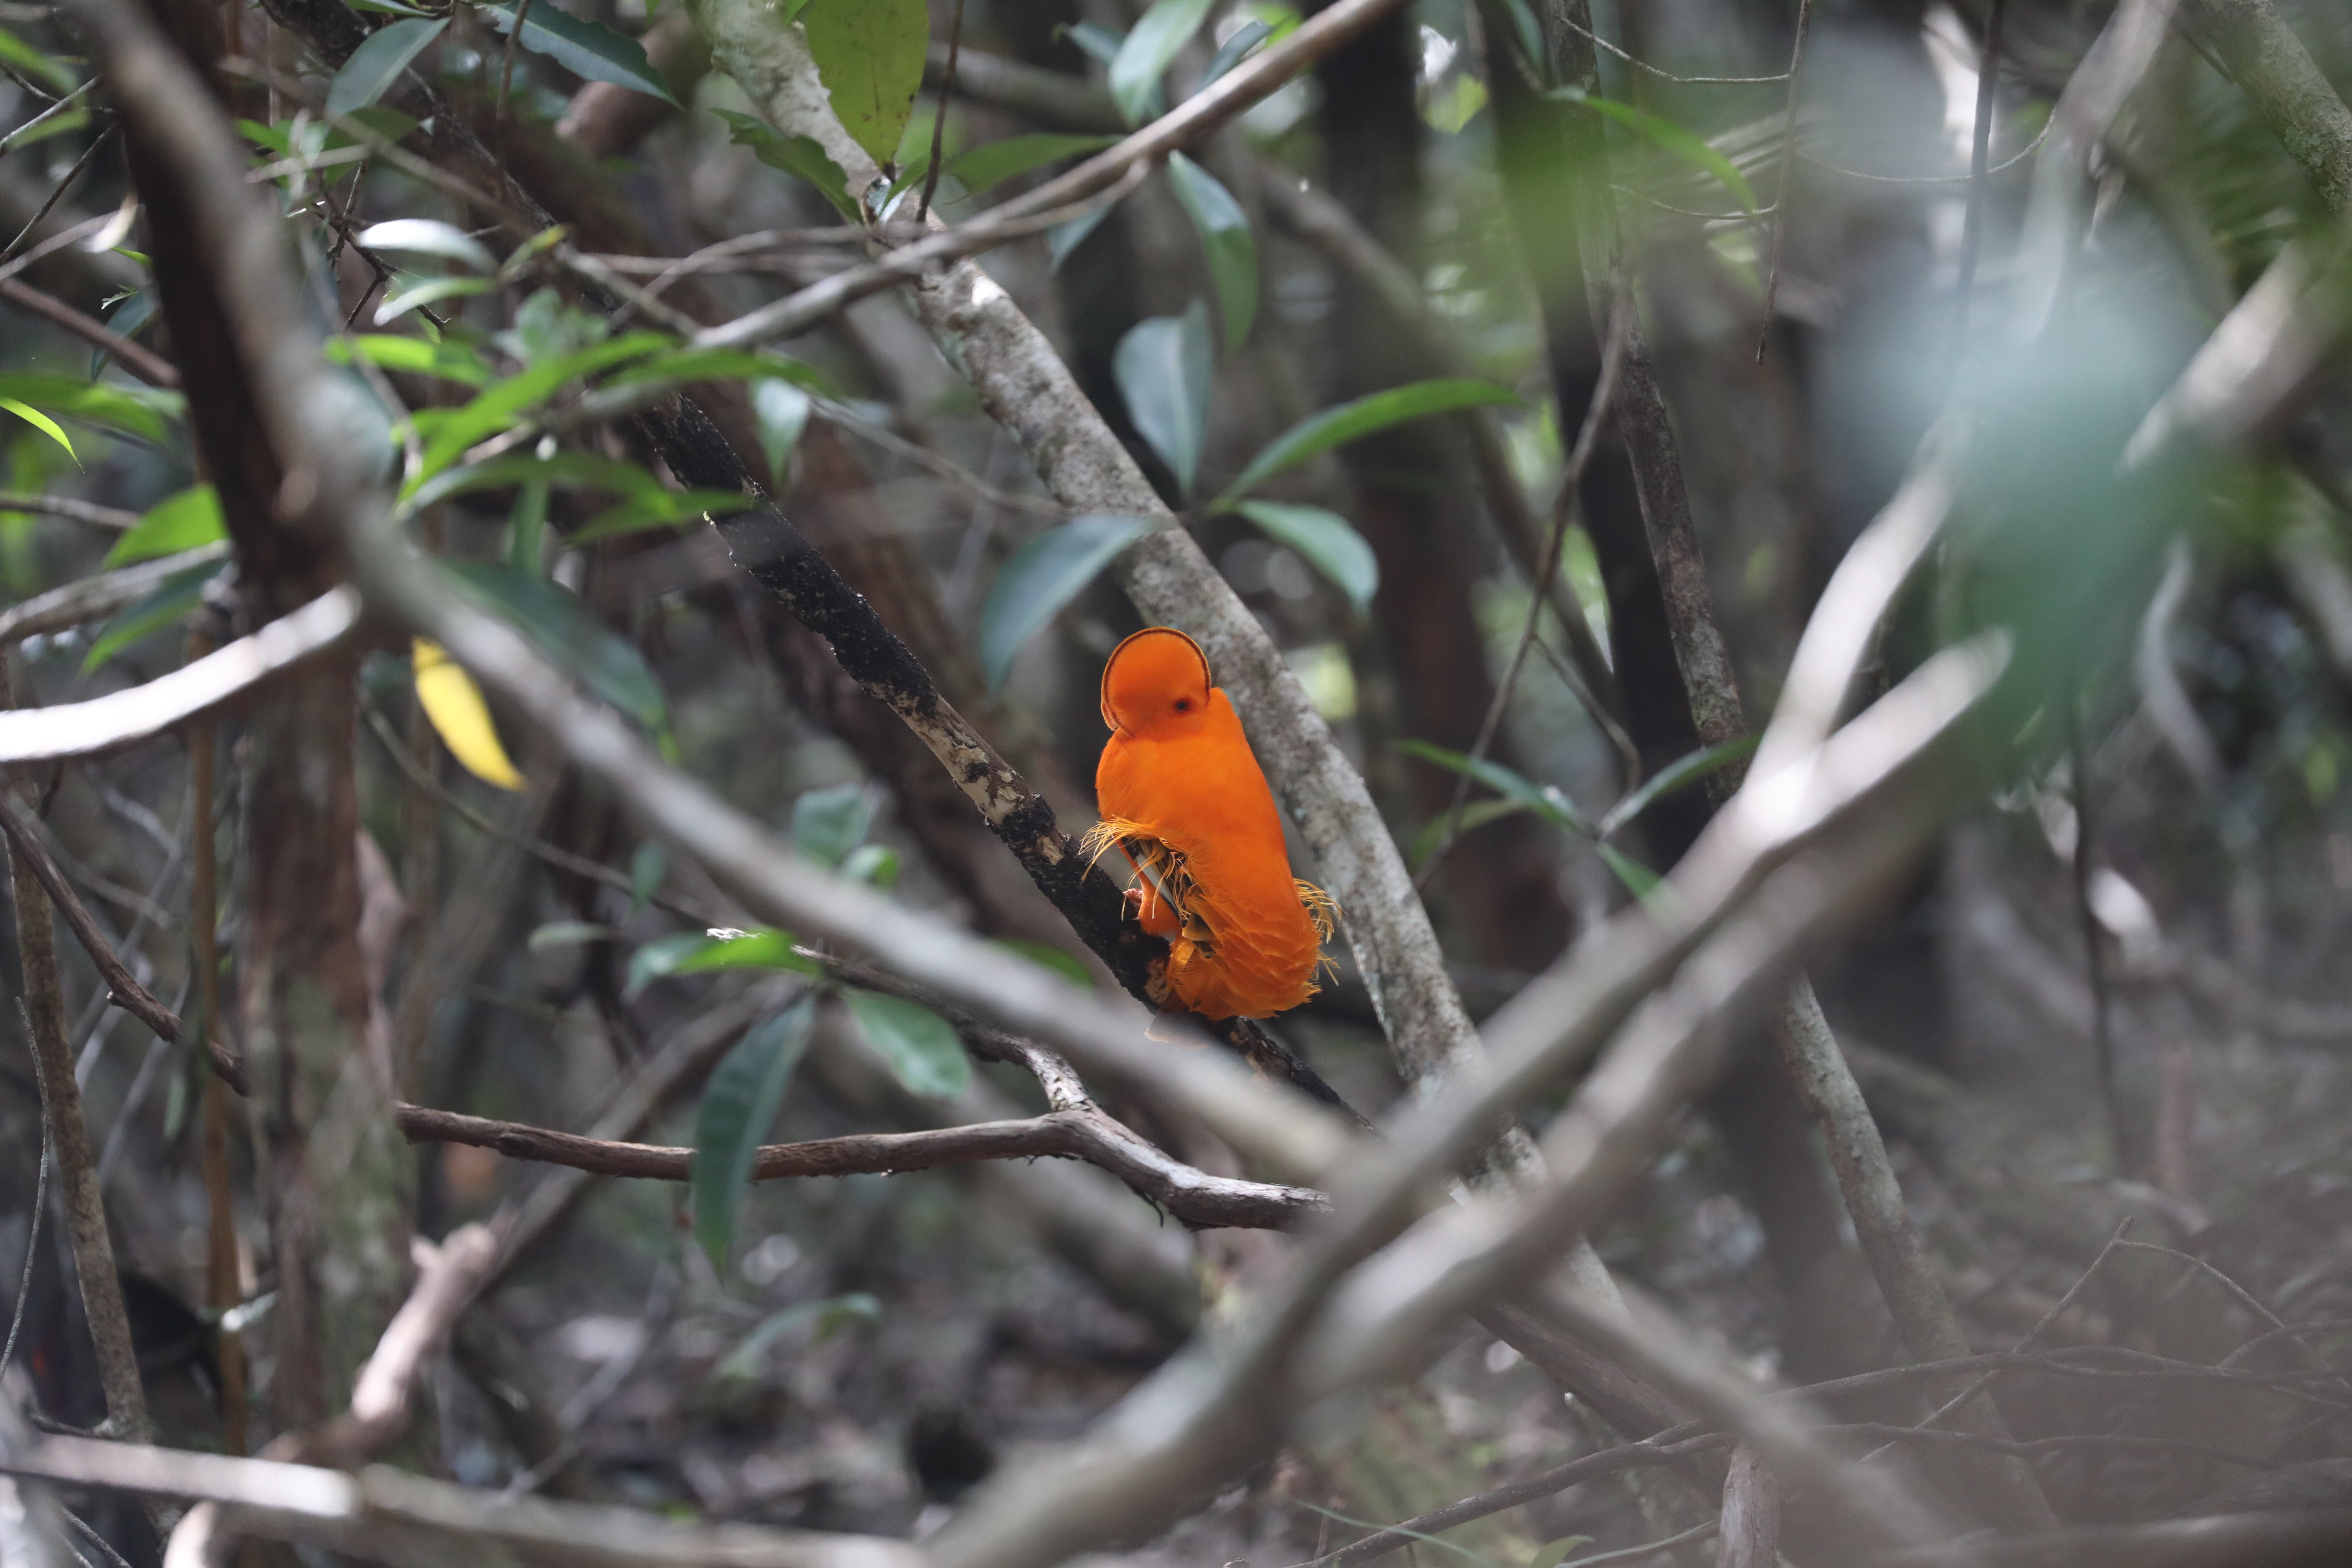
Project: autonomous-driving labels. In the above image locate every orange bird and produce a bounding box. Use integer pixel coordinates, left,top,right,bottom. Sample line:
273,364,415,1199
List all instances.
1084,627,1338,1021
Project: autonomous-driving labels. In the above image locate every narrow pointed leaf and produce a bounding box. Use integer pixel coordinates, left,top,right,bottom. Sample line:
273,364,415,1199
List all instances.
790,781,872,867
1233,500,1377,612
106,485,224,567
448,561,668,742
413,638,526,790
1108,0,1213,125
692,997,817,1265
1198,20,1273,88
842,988,968,1099
0,400,74,463
713,110,859,219
80,560,228,673
1394,739,1594,835
977,515,1155,690
1114,300,1211,496
1166,153,1255,349
947,133,1121,196
752,378,813,485
1215,378,1519,507
1595,734,1758,839
1553,89,1756,212
478,0,679,105
325,17,447,115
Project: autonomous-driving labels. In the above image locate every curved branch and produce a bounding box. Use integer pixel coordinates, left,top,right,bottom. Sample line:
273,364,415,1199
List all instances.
395,1103,1325,1231
0,586,360,764
0,792,246,1092
0,544,229,648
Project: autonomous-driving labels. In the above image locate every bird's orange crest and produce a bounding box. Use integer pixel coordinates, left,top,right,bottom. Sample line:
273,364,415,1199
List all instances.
1087,628,1338,1022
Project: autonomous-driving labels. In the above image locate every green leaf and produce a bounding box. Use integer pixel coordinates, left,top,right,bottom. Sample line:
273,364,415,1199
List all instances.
106,486,224,567
1114,300,1211,497
1596,841,1665,903
1395,739,1594,835
0,375,176,446
405,450,665,512
1232,500,1377,613
994,939,1090,987
1,401,75,464
1047,204,1113,271
842,988,968,1099
1166,153,1255,350
1410,796,1535,868
1553,89,1756,212
0,27,78,93
629,840,667,915
947,133,1120,196
1594,734,1757,839
527,920,619,951
82,560,228,674
355,217,495,274
375,275,495,325
801,0,927,168
710,1294,879,1380
839,842,899,889
752,379,812,486
604,346,828,393
1214,378,1519,507
448,560,670,743
329,333,492,386
789,780,872,867
671,928,821,979
1058,21,1124,68
326,16,448,116
977,515,1155,690
1198,19,1273,88
692,997,817,1265
627,927,819,996
566,487,757,544
477,0,680,106
1108,0,1214,125
713,110,858,220
411,333,667,481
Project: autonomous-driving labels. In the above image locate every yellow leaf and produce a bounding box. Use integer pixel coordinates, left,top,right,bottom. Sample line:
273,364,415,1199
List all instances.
413,638,525,791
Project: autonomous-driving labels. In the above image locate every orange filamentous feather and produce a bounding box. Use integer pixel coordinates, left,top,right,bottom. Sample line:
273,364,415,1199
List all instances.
1088,628,1339,1021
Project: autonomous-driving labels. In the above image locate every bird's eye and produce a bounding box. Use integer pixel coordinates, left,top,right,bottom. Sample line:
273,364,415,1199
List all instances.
1174,699,1192,713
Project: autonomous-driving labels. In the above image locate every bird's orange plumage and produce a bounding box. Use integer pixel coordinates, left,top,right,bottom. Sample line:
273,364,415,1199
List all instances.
1085,628,1337,1021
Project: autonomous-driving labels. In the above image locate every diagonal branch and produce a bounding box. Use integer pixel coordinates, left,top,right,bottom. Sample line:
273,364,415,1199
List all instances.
0,790,247,1091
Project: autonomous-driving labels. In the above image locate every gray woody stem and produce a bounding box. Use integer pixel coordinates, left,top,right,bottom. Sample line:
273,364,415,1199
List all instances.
692,0,1623,1275
2176,0,2352,217
1543,0,2056,1532
1,659,150,1446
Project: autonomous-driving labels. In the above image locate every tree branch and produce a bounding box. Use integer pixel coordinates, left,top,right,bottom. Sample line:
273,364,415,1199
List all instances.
0,544,229,648
2175,0,2352,216
0,789,246,1091
0,275,179,387
394,1104,1326,1231
0,586,360,765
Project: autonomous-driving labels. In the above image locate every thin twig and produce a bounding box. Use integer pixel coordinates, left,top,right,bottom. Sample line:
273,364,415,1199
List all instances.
0,1014,48,1385
1951,0,2009,350
1417,295,1629,889
1550,12,1791,85
916,0,964,221
393,1100,1328,1230
0,791,247,1091
0,277,175,384
0,122,116,264
0,78,96,159
495,0,533,181
1754,0,1813,361
2064,684,2126,1170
